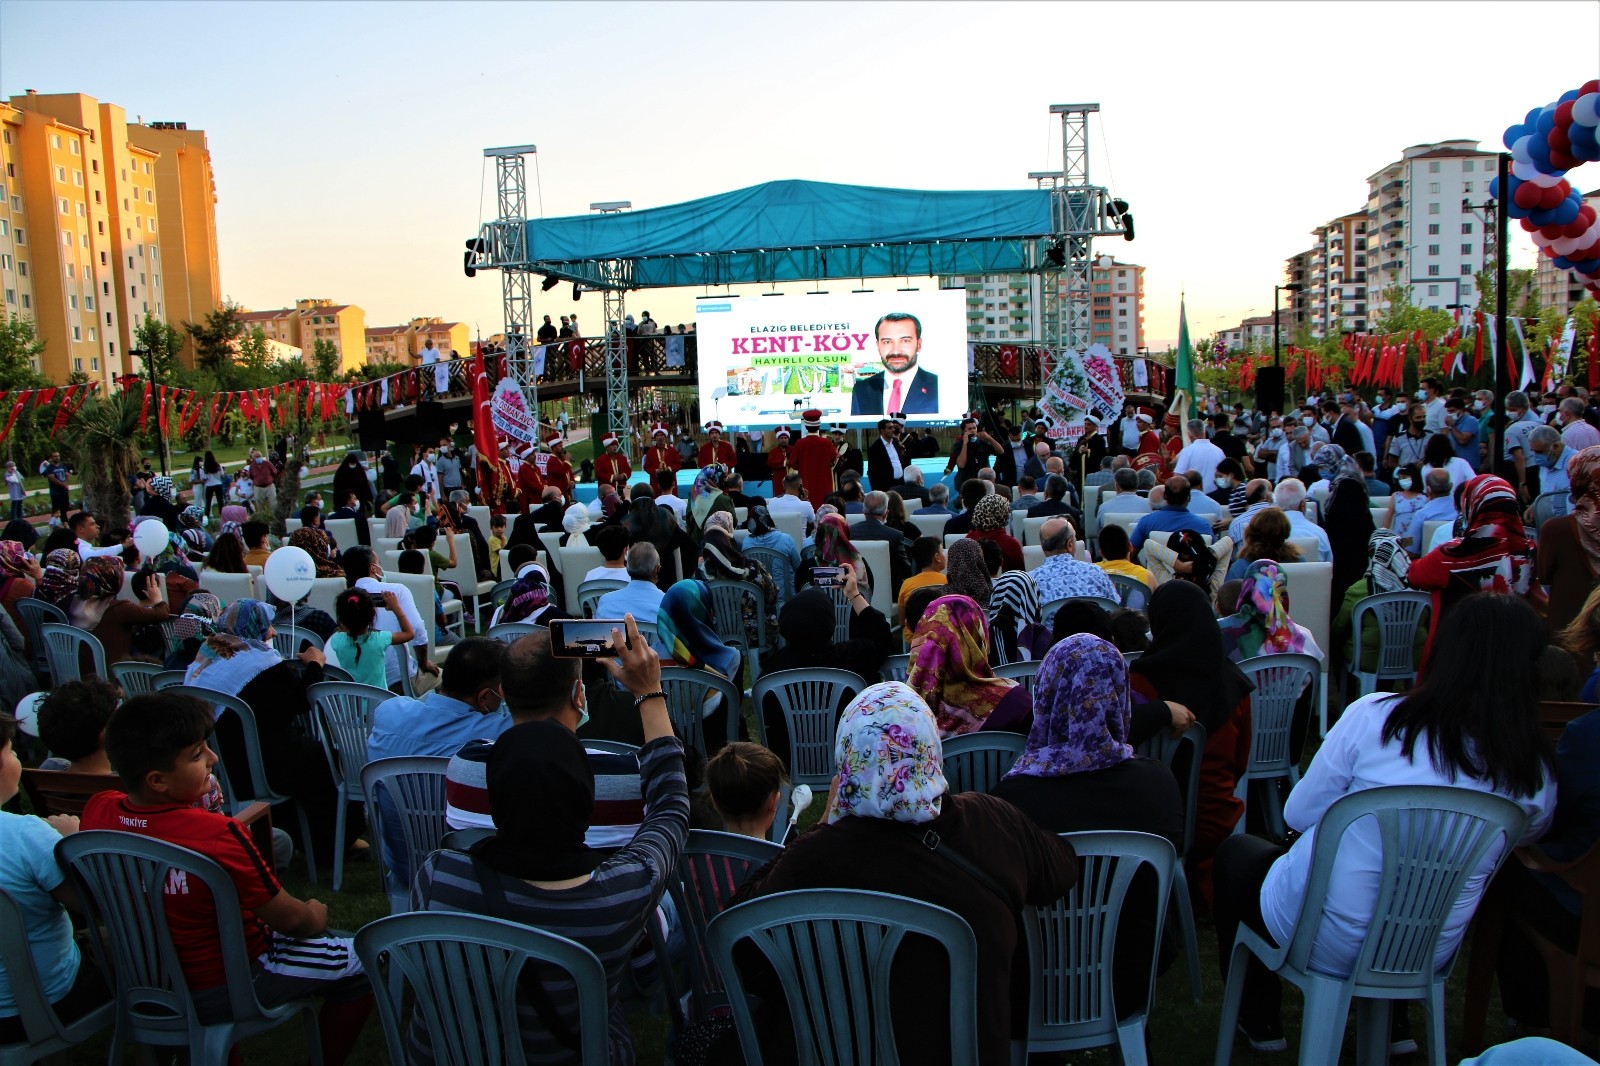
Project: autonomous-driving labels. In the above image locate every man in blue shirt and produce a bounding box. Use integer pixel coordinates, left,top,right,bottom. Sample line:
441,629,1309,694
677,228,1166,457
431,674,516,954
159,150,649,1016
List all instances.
1528,425,1576,518
365,637,511,883
1405,469,1459,557
596,543,668,653
1444,396,1481,469
1131,476,1214,553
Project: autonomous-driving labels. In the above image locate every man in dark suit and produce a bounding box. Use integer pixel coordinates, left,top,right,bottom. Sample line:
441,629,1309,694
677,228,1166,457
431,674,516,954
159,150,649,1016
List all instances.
867,419,910,492
849,490,913,596
1027,474,1086,536
850,312,940,416
724,472,766,511
992,422,1032,487
508,486,566,549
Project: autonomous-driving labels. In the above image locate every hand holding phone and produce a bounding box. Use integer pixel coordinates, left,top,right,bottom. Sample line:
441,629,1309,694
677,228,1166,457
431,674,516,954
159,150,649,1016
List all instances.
550,618,633,659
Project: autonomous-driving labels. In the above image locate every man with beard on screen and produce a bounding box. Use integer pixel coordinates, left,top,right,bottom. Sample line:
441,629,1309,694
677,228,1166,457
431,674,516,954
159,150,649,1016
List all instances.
851,312,940,416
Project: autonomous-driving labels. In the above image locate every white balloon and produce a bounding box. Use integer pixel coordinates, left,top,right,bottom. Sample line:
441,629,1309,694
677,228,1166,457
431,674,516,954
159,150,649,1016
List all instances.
1572,93,1600,128
14,691,46,738
1513,162,1564,187
1532,229,1557,249
263,545,316,604
1512,135,1534,165
1552,233,1583,256
132,520,170,559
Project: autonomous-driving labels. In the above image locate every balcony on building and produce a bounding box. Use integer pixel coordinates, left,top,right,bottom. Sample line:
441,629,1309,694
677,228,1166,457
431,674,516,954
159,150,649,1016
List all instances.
1381,219,1404,234
1381,178,1404,195
1381,198,1403,214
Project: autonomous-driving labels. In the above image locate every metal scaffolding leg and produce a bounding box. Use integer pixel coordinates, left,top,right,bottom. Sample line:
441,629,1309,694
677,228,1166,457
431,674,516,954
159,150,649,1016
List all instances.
481,146,540,433
602,285,629,457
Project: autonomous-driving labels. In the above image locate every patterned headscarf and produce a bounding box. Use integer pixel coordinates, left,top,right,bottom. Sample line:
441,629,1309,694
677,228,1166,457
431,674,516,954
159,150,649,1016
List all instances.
744,504,777,537
1365,527,1411,595
1219,560,1307,661
907,593,1017,737
219,505,250,528
35,548,81,607
656,579,741,680
1436,474,1536,597
989,569,1041,628
186,598,281,694
500,562,553,625
1313,442,1362,484
68,556,126,630
167,591,222,653
689,465,728,529
149,476,175,503
0,540,30,581
700,510,751,580
970,493,1011,532
288,526,344,578
1006,634,1133,779
1568,446,1600,571
812,513,863,573
828,682,946,825
180,505,205,530
943,539,991,608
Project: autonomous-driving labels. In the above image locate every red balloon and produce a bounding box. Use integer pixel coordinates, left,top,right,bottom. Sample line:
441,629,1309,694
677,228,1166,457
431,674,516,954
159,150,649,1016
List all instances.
1564,215,1591,239
1542,223,1567,240
1515,182,1543,208
1580,204,1599,225
1556,100,1577,127
1551,126,1572,152
1583,79,1600,96
1552,148,1580,170
1540,183,1567,210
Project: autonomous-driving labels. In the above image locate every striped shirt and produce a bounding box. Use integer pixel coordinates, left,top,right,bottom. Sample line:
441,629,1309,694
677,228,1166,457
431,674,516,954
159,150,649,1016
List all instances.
445,740,646,849
411,737,688,1064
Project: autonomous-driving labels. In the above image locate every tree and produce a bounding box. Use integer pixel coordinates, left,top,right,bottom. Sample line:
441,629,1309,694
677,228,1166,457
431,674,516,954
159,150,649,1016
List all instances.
237,325,270,374
185,302,246,388
0,315,50,462
133,314,185,385
311,339,340,381
1474,268,1541,322
69,389,143,522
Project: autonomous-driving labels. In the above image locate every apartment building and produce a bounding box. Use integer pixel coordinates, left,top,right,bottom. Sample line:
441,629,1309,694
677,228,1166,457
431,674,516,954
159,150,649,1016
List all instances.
1220,314,1283,352
1535,188,1600,318
365,316,470,365
1308,211,1370,336
0,91,220,386
236,298,366,373
1366,139,1499,317
943,259,1146,355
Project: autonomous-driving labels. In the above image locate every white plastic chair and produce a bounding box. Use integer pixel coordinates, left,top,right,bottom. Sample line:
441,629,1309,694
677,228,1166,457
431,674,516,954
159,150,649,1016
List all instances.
198,570,255,606
1346,590,1431,701
1234,653,1320,838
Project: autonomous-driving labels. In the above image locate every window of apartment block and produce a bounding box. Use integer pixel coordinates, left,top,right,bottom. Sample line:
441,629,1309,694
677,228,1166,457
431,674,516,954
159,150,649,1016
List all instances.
1,131,7,144
1461,243,1473,255
11,228,20,245
60,233,70,248
101,282,108,296
1428,203,1440,215
71,326,80,341
55,166,65,182
90,357,98,371
126,255,133,269
106,341,113,356
104,311,110,324
19,294,26,309
88,327,96,342
1462,280,1473,293
1462,223,1473,234
1462,182,1473,194
143,162,150,174
1427,224,1440,235
4,289,12,306
120,169,126,181
91,160,97,174
1429,161,1441,173
69,294,76,309
17,262,25,277
69,140,79,156
1463,160,1475,172
148,219,156,233
1427,244,1440,256
122,198,128,211
3,165,11,178
84,294,92,309
92,189,100,204
129,285,136,298
8,196,18,211
136,245,143,258
72,170,82,186
72,358,81,372
75,203,84,217
58,197,67,214
1460,265,1472,275
1428,182,1440,194
1428,265,1440,276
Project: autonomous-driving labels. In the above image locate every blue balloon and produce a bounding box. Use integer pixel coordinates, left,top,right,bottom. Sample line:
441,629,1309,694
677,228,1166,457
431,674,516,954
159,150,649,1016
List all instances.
1555,255,1574,269
1573,260,1600,275
1571,124,1600,152
1528,140,1555,172
1527,107,1546,127
1554,199,1581,226
1561,89,1582,103
1491,175,1508,198
1504,123,1529,149
1530,207,1560,227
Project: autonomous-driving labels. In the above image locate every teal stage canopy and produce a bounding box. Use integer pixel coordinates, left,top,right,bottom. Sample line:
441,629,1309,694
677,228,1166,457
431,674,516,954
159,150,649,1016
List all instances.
519,179,1066,290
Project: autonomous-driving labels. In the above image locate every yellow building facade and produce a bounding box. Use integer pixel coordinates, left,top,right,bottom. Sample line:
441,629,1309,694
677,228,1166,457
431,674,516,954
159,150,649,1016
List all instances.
0,91,220,386
237,298,366,374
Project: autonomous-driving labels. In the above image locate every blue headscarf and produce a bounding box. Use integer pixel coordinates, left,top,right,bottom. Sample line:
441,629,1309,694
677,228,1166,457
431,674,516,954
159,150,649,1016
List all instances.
656,579,740,680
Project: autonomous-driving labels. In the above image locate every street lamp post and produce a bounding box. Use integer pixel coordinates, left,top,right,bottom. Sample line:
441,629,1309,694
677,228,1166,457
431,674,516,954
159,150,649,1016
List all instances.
130,346,168,475
1274,283,1304,368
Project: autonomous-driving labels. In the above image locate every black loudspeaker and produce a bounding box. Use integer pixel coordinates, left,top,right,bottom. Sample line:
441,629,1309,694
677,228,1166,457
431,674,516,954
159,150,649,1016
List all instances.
357,409,387,453
1254,366,1286,417
416,401,447,443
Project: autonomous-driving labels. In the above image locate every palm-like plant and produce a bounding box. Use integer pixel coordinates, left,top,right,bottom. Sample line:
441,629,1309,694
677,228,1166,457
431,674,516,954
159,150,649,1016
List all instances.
69,390,145,524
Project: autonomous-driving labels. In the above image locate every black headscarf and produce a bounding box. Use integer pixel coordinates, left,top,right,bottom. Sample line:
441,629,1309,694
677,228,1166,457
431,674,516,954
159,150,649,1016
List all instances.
471,719,602,881
777,587,836,651
1130,580,1254,733
1,519,37,550
1322,478,1375,601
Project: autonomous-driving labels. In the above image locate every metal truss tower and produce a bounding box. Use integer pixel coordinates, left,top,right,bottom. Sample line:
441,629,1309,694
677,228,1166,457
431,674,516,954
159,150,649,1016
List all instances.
589,202,634,457
1033,105,1130,358
481,145,539,428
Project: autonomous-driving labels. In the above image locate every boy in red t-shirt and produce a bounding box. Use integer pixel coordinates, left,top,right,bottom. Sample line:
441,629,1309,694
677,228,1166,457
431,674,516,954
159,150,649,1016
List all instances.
81,693,372,1064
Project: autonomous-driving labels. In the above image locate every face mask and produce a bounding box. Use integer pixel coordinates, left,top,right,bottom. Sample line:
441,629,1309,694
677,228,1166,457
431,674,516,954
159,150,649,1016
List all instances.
1397,476,1413,490
1473,400,1486,412
1301,416,1314,427
1215,476,1233,489
1541,404,1557,415
1415,391,1427,401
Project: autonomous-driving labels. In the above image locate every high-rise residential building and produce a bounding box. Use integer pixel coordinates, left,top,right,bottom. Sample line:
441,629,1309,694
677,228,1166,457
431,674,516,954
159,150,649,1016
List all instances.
1284,250,1315,333
941,258,1146,356
237,298,366,373
1306,211,1370,336
127,121,220,360
1365,139,1499,317
1536,188,1600,318
0,91,221,387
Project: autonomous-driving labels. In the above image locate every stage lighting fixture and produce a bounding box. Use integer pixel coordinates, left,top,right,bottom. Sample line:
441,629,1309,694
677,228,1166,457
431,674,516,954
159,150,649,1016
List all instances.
1121,213,1135,241
572,284,583,302
463,250,476,278
1105,199,1129,220
464,237,486,253
1045,242,1066,267
540,275,560,292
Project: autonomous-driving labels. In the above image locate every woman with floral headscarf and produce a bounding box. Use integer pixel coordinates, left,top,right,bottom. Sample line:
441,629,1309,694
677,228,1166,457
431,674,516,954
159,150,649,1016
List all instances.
34,548,80,609
0,539,40,634
163,590,222,669
966,493,1023,572
994,633,1183,1018
942,537,991,608
801,512,873,595
686,464,735,544
1410,473,1542,661
288,526,345,579
732,681,1077,1064
657,579,743,751
907,593,1031,737
184,597,352,866
1537,445,1600,641
65,555,169,666
1219,560,1323,663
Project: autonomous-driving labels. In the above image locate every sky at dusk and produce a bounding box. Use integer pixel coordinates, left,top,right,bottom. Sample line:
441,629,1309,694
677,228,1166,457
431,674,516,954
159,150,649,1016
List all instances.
1,0,1587,350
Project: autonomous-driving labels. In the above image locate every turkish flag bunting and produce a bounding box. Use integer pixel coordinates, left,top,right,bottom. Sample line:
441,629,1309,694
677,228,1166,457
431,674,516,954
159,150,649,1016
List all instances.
0,399,26,447
158,386,170,436
1473,312,1485,374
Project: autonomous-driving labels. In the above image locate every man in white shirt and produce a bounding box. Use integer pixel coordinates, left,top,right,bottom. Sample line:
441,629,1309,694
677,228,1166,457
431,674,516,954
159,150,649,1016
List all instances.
1172,419,1225,492
766,471,817,534
1420,377,1447,433
410,448,441,505
1557,396,1600,452
349,545,434,685
419,338,441,365
70,512,128,559
1271,478,1332,562
651,469,687,524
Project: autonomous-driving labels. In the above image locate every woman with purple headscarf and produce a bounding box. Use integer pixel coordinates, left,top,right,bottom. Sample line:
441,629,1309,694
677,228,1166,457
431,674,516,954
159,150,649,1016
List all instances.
993,632,1183,1017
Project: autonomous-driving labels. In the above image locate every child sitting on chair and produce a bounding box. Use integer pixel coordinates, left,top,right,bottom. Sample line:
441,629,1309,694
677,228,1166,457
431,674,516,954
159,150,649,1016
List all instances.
80,693,372,1065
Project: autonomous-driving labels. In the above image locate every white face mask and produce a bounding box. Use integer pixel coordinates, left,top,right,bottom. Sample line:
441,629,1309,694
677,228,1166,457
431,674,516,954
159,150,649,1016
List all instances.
1215,476,1233,489
1301,416,1314,427
1397,476,1413,490
1415,390,1427,401
1473,400,1486,412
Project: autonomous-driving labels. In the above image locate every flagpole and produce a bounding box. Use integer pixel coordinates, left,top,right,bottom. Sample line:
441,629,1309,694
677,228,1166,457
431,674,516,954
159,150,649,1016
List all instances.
1493,151,1510,498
